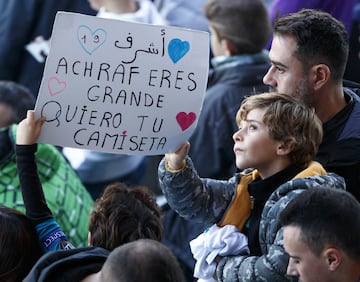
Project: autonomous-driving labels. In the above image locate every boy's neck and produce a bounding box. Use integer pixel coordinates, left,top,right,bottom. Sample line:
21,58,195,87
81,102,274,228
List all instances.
258,158,292,179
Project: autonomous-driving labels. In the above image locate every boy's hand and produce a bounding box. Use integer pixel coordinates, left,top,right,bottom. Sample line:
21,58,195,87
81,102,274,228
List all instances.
16,110,46,145
165,141,190,170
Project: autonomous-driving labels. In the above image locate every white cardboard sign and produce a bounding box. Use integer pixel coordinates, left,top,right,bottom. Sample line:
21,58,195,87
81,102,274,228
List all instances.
35,12,209,155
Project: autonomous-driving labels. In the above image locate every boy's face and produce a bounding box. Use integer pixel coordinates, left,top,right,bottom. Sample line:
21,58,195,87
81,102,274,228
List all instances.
263,34,315,107
232,108,286,178
283,226,332,282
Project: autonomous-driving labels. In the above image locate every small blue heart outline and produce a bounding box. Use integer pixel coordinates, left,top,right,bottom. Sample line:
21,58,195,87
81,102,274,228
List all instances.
168,38,190,64
77,25,107,55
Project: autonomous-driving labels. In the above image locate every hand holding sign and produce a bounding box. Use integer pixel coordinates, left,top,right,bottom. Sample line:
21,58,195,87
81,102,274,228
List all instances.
35,12,209,155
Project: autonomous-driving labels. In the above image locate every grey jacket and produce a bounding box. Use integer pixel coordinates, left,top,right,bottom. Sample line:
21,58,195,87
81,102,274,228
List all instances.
158,157,346,281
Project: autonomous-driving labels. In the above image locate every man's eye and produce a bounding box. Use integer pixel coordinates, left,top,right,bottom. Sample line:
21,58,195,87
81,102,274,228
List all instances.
275,66,285,73
293,259,300,264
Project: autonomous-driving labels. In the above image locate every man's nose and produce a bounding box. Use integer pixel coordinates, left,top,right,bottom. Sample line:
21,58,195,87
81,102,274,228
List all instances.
263,66,276,88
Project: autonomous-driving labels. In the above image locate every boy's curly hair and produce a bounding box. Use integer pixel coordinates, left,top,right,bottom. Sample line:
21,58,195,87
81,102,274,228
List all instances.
88,182,163,251
236,92,323,168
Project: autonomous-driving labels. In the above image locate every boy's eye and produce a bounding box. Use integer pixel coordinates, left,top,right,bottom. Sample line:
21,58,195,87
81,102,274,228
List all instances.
248,124,257,130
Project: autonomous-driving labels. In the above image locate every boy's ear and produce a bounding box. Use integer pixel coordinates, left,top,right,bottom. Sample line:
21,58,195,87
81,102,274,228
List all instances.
277,137,296,156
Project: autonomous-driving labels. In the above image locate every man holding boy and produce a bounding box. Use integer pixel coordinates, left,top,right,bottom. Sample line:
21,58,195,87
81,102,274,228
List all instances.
212,9,360,281
263,8,360,201
159,92,345,281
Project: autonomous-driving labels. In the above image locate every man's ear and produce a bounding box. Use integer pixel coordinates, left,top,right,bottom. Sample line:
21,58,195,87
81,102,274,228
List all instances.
324,247,342,271
276,137,296,156
310,64,331,91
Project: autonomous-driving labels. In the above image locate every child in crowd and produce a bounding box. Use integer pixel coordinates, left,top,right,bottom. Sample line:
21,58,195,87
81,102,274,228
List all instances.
0,83,93,248
16,110,164,280
159,92,345,281
16,110,163,252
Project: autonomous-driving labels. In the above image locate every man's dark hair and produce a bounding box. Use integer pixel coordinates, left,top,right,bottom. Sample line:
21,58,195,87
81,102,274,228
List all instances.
101,239,186,282
280,188,360,259
274,9,349,82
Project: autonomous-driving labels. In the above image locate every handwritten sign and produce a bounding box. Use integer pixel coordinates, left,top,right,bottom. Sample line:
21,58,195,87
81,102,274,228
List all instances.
35,12,209,155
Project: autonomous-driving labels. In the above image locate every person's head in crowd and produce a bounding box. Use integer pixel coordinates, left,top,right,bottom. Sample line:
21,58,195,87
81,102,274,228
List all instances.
0,205,42,282
234,92,323,172
205,0,271,56
88,182,163,250
263,9,349,121
99,239,186,282
280,188,360,282
88,0,104,11
0,81,35,128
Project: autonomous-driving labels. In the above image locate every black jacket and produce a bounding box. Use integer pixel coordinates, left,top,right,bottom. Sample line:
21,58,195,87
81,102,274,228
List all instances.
24,247,109,282
316,86,360,200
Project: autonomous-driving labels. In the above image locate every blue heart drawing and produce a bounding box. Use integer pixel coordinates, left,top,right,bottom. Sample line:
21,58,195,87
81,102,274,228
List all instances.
77,25,107,55
168,38,190,64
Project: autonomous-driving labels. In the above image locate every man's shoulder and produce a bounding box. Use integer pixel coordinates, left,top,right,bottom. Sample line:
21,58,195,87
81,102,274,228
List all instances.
343,80,360,97
342,82,360,134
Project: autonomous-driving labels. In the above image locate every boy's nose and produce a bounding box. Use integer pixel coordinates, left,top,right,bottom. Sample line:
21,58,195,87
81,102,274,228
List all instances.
233,128,243,141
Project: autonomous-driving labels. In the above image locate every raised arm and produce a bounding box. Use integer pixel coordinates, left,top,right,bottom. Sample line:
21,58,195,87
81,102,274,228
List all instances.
16,110,73,251
16,110,45,145
16,110,50,222
164,141,190,171
159,141,238,225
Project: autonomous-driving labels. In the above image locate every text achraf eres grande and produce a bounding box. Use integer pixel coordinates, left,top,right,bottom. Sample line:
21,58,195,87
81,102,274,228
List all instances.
41,56,199,153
